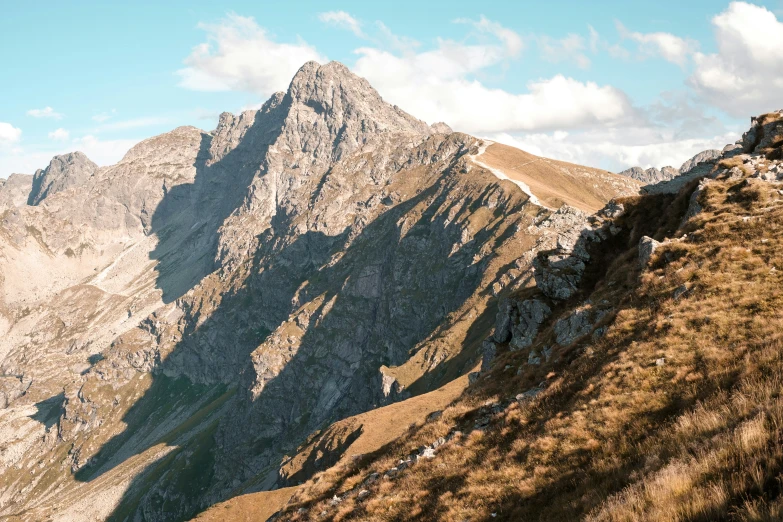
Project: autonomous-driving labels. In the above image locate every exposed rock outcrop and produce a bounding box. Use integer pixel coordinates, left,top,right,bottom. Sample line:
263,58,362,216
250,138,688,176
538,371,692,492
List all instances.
619,166,678,184
27,151,97,205
0,61,645,522
0,174,33,208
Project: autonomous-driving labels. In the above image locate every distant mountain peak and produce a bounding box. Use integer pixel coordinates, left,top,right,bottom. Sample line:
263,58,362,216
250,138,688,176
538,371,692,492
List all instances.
27,151,97,205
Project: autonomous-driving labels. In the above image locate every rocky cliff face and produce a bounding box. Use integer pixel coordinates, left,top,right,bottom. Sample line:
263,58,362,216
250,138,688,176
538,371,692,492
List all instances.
28,152,98,206
619,165,679,184
619,149,723,186
0,61,639,521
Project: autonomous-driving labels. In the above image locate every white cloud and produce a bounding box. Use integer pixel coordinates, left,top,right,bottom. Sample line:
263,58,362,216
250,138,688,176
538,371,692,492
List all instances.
616,21,698,66
48,128,69,141
537,34,591,69
461,15,524,57
318,11,365,38
0,122,22,144
690,1,783,116
375,21,420,53
177,13,325,95
26,107,63,119
92,109,116,122
353,44,633,134
588,25,600,53
0,135,140,177
488,127,736,173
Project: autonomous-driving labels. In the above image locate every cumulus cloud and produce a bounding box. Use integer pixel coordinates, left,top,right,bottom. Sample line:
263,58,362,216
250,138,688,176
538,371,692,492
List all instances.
0,135,140,177
616,21,698,66
177,13,325,95
318,11,365,38
488,127,735,173
26,107,63,119
0,122,22,144
48,128,69,141
690,1,783,116
353,42,633,134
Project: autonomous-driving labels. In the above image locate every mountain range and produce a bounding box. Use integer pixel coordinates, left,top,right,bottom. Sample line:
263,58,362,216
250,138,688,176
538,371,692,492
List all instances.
1,60,781,522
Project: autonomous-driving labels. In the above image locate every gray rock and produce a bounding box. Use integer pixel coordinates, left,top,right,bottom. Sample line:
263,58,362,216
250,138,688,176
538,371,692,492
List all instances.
430,122,453,134
481,340,497,372
618,166,677,184
722,143,743,157
426,410,443,422
673,285,690,300
493,299,515,343
601,200,625,219
509,299,552,351
28,152,97,205
534,254,586,301
679,149,721,174
515,387,543,402
554,307,606,346
0,173,33,208
418,447,436,459
639,236,661,268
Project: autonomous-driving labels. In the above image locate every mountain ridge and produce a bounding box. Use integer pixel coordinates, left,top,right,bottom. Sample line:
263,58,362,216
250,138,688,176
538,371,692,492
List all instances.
0,60,639,521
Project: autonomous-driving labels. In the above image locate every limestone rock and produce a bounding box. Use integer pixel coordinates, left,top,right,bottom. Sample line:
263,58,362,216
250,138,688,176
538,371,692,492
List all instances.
481,340,497,372
28,151,97,205
0,174,33,208
618,166,677,184
679,149,721,174
509,300,552,351
0,60,644,521
639,236,661,267
534,254,586,301
554,306,607,346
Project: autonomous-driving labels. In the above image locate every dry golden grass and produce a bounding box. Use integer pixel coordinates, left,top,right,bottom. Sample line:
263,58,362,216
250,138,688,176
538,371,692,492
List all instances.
268,172,783,521
477,143,641,212
718,155,754,176
192,486,298,522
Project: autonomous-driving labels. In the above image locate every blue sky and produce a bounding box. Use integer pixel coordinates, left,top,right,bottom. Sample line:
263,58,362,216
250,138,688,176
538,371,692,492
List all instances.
2,0,782,176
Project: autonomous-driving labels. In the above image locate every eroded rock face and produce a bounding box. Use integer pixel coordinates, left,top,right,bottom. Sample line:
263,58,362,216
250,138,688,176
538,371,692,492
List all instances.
639,236,661,267
0,174,33,209
554,305,607,346
619,166,678,184
28,152,97,205
679,150,721,174
509,300,552,351
0,61,641,522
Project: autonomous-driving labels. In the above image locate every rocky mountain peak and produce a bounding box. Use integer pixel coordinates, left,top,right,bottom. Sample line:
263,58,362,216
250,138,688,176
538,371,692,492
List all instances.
285,60,431,138
27,151,97,205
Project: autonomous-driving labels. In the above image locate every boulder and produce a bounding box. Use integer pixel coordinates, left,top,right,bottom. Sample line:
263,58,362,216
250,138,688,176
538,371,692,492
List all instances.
480,340,497,372
534,254,586,301
639,236,661,268
509,299,552,350
554,306,607,346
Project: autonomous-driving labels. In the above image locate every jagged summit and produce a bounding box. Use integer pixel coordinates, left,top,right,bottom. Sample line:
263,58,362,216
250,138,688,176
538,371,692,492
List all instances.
27,151,97,205
619,149,723,185
286,60,431,136
0,59,641,522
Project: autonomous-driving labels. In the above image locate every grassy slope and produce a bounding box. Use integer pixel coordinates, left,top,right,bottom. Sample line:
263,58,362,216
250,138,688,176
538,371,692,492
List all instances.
477,143,640,213
262,170,783,521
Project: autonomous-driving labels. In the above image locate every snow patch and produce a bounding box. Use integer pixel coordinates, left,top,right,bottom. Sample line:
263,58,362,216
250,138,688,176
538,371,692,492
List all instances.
471,141,546,208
